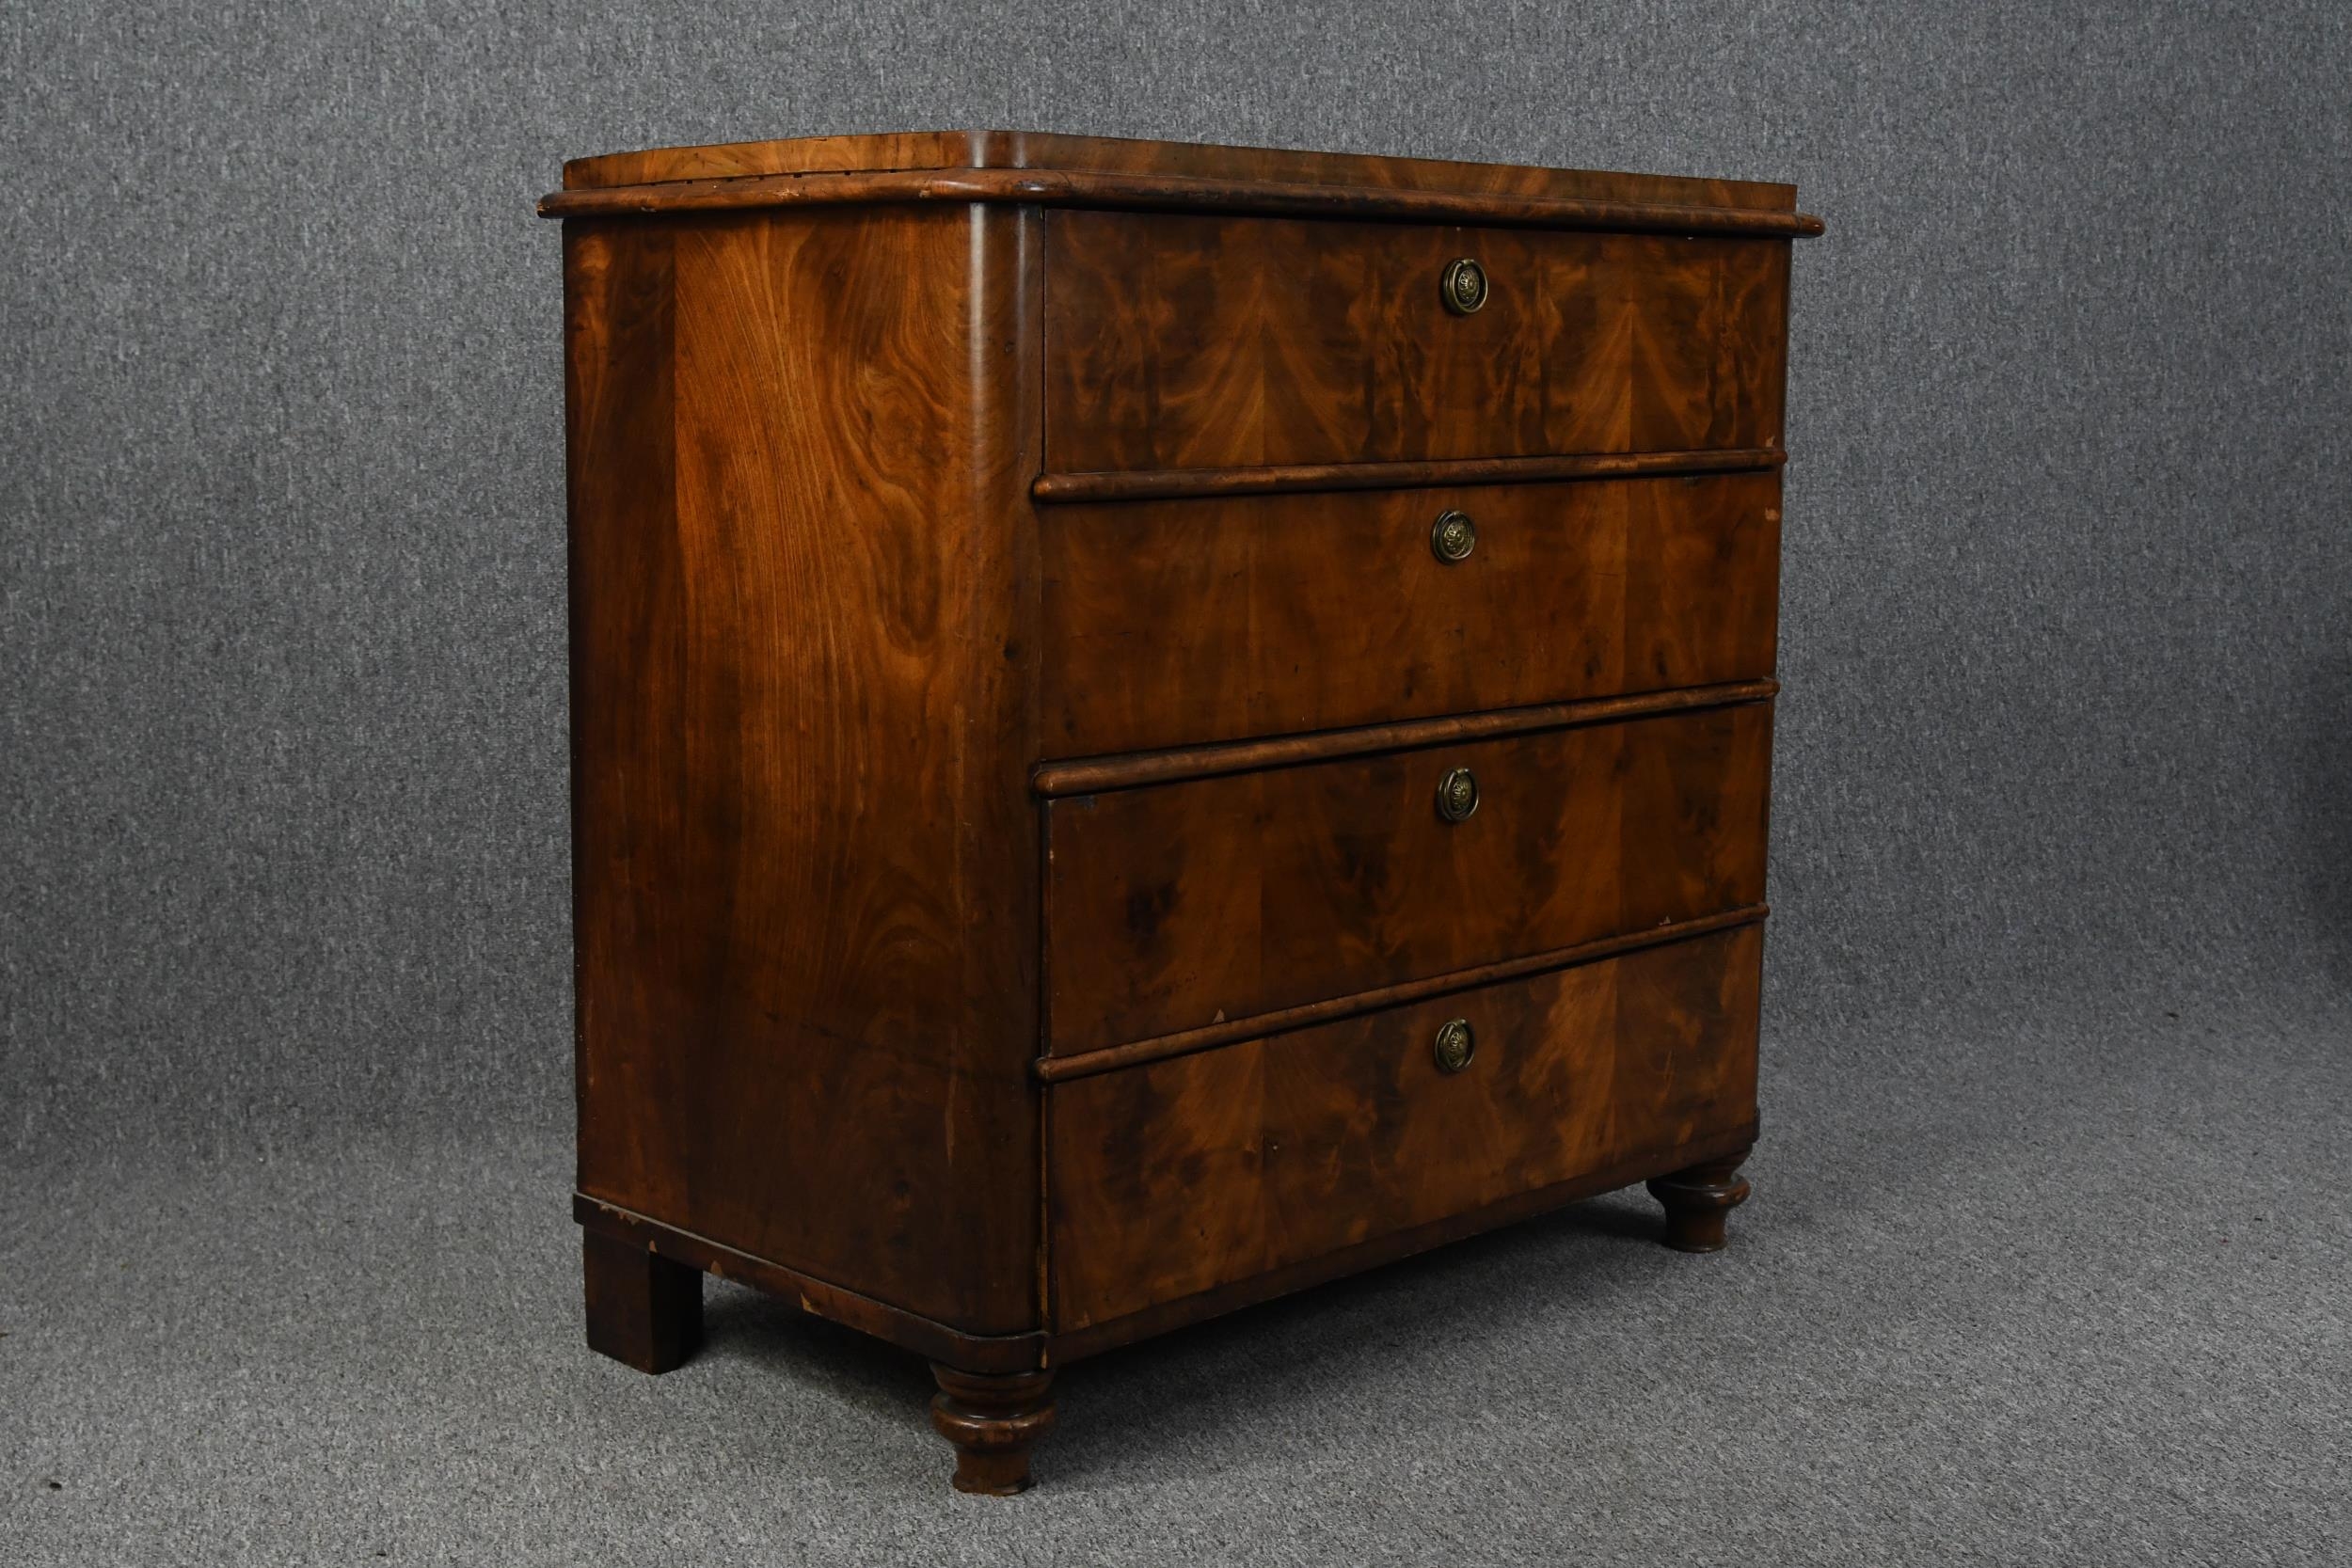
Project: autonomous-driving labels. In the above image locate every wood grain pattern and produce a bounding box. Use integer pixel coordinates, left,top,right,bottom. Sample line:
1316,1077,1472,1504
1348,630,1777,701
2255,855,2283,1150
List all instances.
1047,926,1765,1331
1031,680,1776,796
1030,446,1783,503
566,130,1009,189
1043,704,1773,1053
575,1196,1047,1373
1044,212,1790,471
1042,471,1784,755
1044,1116,1757,1364
557,132,1811,1490
1034,904,1767,1082
566,203,1045,1338
540,167,1822,237
562,129,1798,215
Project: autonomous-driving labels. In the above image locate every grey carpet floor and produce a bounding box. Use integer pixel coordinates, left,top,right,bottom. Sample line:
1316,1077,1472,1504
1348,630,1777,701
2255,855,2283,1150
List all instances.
6,997,2347,1566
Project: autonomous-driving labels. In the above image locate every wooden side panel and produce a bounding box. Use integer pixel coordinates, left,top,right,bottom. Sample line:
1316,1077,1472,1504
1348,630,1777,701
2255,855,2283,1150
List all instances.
1048,927,1764,1332
1041,471,1783,755
1043,705,1772,1053
1044,214,1789,471
566,205,1043,1336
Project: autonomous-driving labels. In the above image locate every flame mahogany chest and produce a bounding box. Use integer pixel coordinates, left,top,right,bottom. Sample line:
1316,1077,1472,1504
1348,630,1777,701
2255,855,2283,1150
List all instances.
544,131,1820,1494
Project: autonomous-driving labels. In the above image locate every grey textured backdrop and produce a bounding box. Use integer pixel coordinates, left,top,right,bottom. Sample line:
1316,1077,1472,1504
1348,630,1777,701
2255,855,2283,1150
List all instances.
6,0,2348,1147
6,4,2350,1562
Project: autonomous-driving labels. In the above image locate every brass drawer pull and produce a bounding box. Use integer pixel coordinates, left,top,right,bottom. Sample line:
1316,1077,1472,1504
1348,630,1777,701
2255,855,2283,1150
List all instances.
1434,1017,1476,1074
1436,766,1479,823
1440,257,1489,315
1430,509,1476,563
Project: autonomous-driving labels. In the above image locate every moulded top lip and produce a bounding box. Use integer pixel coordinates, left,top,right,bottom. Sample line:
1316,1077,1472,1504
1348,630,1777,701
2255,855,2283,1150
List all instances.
557,128,1802,214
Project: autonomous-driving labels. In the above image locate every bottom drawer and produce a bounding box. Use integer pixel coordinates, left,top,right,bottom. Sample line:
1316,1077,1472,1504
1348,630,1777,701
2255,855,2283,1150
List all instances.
1047,926,1762,1334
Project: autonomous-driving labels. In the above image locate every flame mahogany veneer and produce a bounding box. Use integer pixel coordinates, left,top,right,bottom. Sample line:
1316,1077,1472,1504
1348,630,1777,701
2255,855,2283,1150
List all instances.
548,130,1819,1494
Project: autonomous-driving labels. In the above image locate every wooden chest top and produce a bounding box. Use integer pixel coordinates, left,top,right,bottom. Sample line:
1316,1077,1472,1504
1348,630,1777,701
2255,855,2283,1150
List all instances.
549,129,1810,218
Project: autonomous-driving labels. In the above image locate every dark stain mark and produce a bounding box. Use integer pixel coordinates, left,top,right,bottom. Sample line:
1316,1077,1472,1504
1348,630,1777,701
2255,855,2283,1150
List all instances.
1335,836,1391,895
1126,881,1179,942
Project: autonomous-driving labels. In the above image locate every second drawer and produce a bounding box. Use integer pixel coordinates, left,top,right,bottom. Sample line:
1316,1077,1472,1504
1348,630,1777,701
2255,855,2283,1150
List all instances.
1042,702,1772,1054
1042,470,1783,756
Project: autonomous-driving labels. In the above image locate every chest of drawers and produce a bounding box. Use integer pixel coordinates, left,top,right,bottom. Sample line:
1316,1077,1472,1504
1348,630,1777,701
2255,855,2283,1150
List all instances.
543,131,1820,1494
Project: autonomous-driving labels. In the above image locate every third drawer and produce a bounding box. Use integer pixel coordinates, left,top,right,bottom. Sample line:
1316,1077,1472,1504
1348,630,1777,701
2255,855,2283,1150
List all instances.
1042,701,1772,1055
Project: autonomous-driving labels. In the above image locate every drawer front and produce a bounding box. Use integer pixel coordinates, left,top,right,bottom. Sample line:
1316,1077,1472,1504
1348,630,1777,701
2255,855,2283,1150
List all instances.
1043,212,1789,472
1048,925,1762,1331
1042,471,1782,756
1043,704,1771,1053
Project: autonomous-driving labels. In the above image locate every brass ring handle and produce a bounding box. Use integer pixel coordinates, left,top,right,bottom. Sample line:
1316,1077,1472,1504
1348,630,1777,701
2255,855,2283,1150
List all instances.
1440,257,1489,315
1434,1018,1476,1074
1431,509,1476,563
1436,766,1479,823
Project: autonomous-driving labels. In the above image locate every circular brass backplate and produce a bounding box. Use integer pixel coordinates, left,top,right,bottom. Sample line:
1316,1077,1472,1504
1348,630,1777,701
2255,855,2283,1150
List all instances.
1440,257,1489,315
1436,766,1480,823
1431,509,1477,563
1434,1017,1476,1074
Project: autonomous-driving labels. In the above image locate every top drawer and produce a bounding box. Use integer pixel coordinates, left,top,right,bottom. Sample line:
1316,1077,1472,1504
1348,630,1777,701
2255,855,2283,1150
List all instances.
1043,212,1790,472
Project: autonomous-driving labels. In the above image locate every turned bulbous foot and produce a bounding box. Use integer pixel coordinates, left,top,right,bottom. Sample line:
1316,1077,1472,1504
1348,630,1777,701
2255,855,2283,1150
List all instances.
1647,1150,1752,1253
929,1366,1056,1496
